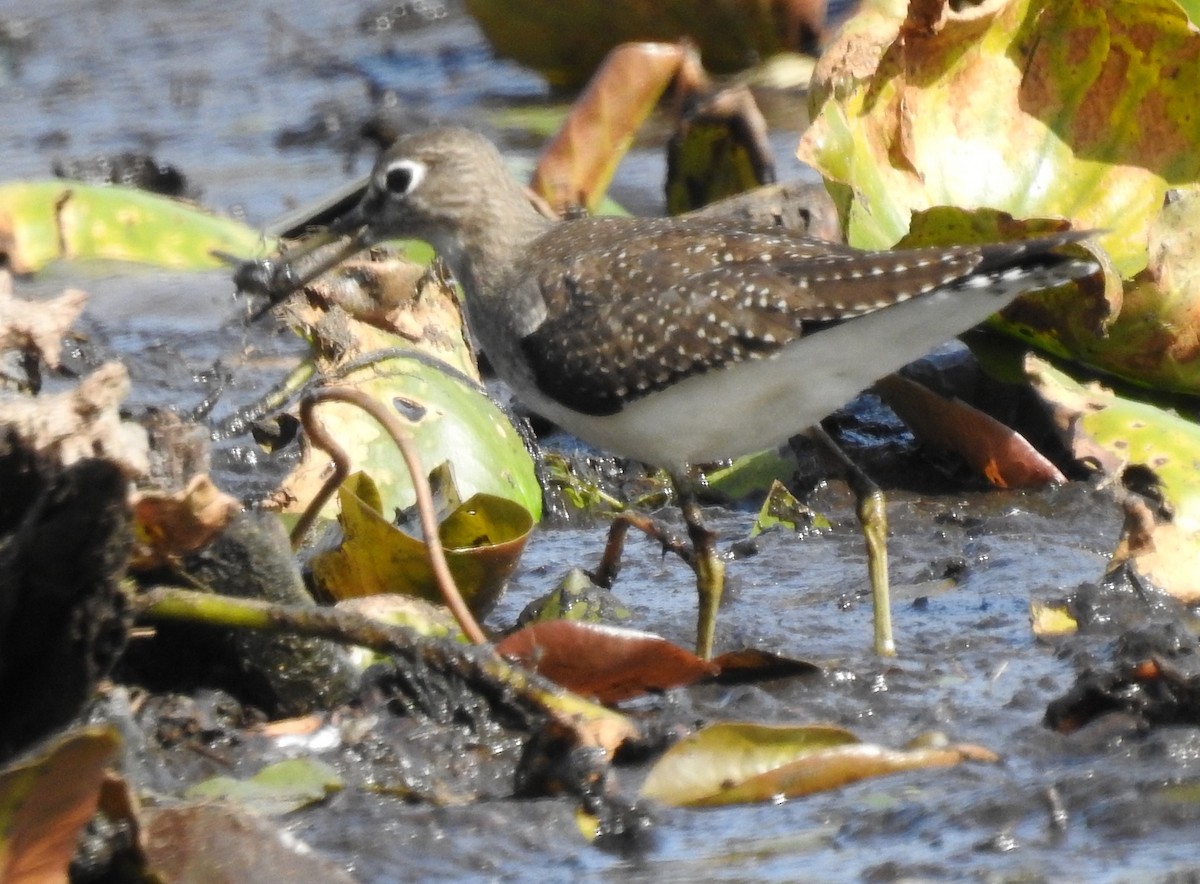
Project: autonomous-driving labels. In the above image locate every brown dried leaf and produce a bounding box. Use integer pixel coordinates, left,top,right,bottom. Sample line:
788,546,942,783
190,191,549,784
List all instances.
0,726,120,884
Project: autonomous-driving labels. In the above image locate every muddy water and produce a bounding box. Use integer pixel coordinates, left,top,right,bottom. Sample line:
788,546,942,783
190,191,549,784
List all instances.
5,1,1199,881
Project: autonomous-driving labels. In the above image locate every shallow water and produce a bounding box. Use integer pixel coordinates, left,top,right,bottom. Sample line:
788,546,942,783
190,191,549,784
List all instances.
5,1,1199,880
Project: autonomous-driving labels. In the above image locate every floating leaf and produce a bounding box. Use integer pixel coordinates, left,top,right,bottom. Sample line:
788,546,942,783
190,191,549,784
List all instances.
1030,600,1078,638
311,471,533,617
0,726,120,884
641,722,997,807
184,758,343,817
749,480,829,538
0,181,267,273
497,621,717,703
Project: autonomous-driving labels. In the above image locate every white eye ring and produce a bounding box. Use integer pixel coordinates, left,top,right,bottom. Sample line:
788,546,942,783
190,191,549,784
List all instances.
381,158,426,196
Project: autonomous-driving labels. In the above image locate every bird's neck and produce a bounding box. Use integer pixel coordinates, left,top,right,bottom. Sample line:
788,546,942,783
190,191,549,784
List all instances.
429,195,555,338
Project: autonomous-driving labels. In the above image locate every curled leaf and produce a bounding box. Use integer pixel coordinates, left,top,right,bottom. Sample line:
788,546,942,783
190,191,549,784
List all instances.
311,471,533,617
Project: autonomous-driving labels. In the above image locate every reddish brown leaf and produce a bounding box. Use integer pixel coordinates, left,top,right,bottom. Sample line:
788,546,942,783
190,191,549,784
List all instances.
711,648,821,683
496,621,718,703
876,373,1065,489
0,726,120,884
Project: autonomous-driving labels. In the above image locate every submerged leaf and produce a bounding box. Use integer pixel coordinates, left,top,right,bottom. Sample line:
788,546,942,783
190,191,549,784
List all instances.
183,758,343,816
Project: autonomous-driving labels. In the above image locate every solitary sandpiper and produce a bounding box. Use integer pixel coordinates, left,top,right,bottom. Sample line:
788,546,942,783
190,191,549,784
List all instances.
236,126,1098,660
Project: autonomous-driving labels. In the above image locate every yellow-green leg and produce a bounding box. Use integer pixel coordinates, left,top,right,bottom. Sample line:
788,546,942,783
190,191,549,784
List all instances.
672,473,725,661
812,425,896,657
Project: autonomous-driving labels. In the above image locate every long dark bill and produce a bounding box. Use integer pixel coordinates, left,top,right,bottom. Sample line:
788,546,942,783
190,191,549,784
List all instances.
232,221,376,321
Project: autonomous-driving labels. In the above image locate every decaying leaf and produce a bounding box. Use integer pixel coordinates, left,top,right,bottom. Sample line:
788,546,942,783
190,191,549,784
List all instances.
270,269,541,524
0,181,267,274
310,471,533,617
531,41,695,215
0,281,87,369
0,362,149,478
1026,353,1200,602
130,474,241,570
666,84,775,215
875,373,1065,489
800,0,1200,394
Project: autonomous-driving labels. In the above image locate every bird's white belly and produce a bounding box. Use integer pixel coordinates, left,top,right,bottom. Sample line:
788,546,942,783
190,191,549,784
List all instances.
514,285,1009,469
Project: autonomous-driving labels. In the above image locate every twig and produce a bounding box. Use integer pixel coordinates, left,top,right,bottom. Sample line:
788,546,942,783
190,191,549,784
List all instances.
133,585,637,746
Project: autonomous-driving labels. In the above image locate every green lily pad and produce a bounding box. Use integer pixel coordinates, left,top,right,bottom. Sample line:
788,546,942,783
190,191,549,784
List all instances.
282,350,543,523
0,181,268,273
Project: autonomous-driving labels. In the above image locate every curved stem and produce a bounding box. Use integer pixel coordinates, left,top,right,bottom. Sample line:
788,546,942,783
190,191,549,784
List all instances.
295,386,488,645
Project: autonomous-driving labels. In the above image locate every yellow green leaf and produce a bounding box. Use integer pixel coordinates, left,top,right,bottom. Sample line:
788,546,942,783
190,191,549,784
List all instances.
184,758,343,816
640,722,996,807
311,471,533,616
801,0,1200,274
0,181,267,273
279,349,543,524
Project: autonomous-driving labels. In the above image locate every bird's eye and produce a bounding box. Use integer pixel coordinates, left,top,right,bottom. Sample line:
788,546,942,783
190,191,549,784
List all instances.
383,159,425,196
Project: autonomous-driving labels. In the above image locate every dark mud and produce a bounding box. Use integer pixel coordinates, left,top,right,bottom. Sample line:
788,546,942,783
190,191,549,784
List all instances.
5,1,1200,881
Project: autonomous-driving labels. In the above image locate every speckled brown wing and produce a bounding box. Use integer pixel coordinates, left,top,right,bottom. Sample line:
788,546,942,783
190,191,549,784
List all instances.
518,217,993,417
